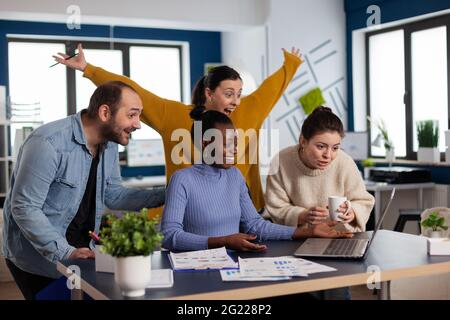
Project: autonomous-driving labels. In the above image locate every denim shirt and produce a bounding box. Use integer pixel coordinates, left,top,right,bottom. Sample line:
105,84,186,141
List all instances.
2,111,165,278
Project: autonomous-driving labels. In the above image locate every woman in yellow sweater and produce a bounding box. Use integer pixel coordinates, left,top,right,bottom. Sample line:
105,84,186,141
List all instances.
265,106,375,232
53,44,302,211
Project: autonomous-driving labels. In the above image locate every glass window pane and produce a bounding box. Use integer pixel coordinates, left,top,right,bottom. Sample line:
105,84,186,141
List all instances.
411,26,448,152
369,30,406,157
8,42,67,150
75,49,123,112
130,46,181,140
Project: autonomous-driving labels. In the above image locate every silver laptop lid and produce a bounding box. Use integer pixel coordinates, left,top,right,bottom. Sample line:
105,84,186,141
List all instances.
364,188,396,255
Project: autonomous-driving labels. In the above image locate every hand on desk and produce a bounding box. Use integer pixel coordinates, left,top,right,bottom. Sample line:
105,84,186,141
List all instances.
209,233,267,252
293,221,353,239
69,248,95,260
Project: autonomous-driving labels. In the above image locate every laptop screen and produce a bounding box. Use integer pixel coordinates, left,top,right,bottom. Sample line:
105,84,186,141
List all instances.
364,188,396,254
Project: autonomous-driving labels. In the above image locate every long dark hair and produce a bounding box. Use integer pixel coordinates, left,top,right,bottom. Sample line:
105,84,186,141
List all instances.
301,106,344,140
190,110,233,150
190,66,241,120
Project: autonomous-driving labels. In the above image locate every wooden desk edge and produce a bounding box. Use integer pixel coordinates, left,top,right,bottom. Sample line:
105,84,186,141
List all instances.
57,259,450,301
164,260,450,300
56,261,109,300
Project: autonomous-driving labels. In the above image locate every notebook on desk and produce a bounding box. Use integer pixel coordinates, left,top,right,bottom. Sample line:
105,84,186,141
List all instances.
294,188,396,260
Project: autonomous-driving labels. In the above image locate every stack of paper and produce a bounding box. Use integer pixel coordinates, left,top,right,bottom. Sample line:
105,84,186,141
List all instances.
220,256,336,282
169,247,238,271
238,257,308,277
220,269,291,282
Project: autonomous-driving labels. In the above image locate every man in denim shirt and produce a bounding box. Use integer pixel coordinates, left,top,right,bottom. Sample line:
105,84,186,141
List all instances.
2,81,165,299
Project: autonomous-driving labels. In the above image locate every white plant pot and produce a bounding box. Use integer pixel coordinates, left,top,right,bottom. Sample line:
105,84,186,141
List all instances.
385,149,395,163
430,230,445,239
114,255,151,297
364,167,373,180
417,147,440,163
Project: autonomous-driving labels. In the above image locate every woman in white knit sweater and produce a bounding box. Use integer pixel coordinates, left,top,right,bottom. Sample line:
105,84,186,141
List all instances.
265,106,375,232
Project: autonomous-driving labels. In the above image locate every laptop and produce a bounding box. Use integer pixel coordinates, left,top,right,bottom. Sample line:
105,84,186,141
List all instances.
294,188,396,259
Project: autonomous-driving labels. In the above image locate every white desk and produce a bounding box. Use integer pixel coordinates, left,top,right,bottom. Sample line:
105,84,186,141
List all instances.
121,176,166,188
364,181,435,226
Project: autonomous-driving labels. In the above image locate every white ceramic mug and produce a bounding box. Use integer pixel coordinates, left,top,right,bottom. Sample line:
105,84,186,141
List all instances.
328,196,351,222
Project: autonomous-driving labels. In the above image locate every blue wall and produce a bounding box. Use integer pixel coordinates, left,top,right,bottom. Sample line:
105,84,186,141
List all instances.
0,20,221,177
344,0,450,131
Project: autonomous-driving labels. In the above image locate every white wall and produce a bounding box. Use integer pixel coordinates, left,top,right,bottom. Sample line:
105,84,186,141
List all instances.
221,26,267,96
0,0,270,31
266,0,347,151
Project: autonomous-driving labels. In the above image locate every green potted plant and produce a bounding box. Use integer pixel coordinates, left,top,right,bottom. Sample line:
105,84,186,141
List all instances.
100,209,162,297
417,120,439,163
421,210,448,238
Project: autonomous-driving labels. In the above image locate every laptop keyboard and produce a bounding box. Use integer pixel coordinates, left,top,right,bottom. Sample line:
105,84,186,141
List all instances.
324,240,359,256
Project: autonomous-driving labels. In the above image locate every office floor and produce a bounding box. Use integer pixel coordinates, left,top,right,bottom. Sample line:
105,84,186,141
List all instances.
0,281,375,300
0,281,23,300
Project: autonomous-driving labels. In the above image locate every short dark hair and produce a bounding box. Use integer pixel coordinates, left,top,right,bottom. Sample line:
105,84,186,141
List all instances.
190,110,234,150
86,81,137,118
300,106,344,140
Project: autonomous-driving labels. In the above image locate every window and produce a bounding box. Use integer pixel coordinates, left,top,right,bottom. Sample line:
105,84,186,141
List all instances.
368,30,406,157
366,14,450,159
7,38,185,152
8,41,67,150
411,26,448,152
129,45,181,140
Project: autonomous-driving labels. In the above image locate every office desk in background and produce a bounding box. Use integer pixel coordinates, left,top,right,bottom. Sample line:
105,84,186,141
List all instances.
121,176,166,188
57,230,450,300
365,181,435,227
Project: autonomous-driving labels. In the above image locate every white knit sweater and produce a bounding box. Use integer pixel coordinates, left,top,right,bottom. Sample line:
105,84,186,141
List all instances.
264,145,375,232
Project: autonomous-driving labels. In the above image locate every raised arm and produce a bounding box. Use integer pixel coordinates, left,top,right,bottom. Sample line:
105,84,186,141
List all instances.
53,43,182,134
238,47,303,126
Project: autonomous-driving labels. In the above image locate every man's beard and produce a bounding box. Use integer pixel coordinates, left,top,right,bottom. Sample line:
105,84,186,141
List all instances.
101,119,133,146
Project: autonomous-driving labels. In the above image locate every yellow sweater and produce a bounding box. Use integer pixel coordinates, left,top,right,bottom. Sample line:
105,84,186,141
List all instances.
83,51,302,211
264,145,375,232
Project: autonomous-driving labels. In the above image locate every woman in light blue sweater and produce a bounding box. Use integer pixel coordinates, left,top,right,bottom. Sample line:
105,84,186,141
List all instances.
161,111,352,252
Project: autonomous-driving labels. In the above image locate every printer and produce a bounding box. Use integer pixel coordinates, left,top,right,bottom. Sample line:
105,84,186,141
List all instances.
369,166,432,184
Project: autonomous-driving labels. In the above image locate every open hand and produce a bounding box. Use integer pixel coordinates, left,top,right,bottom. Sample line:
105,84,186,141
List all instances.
52,43,87,71
282,47,303,61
